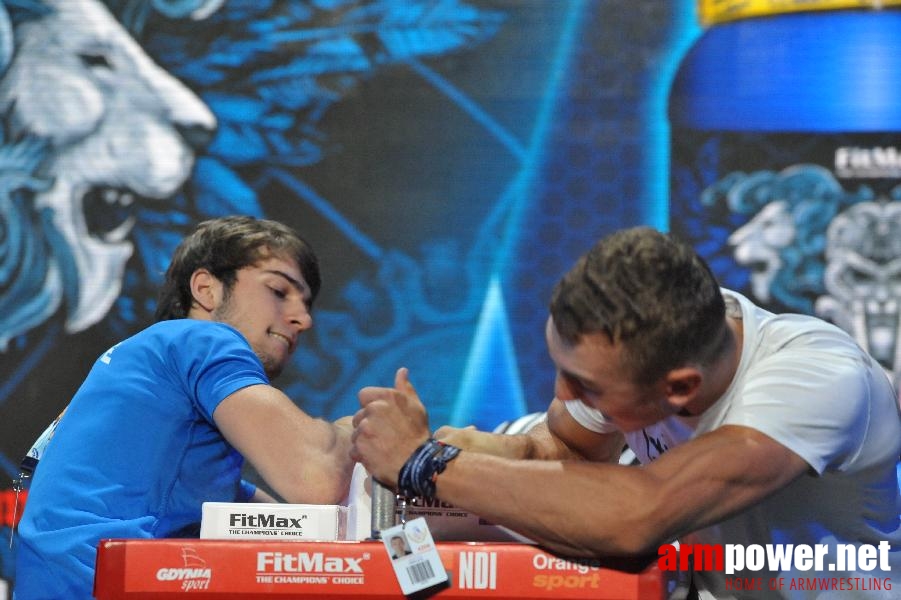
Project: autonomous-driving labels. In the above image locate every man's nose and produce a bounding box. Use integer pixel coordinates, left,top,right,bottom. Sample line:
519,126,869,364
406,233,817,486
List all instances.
290,303,313,331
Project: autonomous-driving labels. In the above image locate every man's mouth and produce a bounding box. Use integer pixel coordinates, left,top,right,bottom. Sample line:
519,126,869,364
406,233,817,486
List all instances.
82,185,138,243
268,330,294,351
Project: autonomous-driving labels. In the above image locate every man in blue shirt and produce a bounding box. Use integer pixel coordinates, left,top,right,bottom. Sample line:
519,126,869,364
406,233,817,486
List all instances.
15,216,355,599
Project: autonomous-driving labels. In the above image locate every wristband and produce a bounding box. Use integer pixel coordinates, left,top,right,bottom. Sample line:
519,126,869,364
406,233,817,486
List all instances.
397,438,461,499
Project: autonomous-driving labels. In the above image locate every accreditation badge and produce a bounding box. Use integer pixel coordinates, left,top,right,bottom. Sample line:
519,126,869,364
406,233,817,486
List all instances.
381,517,449,596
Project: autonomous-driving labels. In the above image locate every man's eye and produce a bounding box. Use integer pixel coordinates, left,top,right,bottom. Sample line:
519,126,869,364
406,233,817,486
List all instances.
577,381,600,397
271,288,287,298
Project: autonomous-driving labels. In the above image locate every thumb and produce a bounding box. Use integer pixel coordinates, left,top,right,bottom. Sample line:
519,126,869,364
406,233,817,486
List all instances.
395,367,416,395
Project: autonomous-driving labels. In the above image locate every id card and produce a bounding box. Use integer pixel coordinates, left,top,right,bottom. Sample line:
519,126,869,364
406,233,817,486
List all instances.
381,517,448,596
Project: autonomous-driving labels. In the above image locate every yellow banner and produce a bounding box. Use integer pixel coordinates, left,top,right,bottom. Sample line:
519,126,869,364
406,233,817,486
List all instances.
699,0,901,25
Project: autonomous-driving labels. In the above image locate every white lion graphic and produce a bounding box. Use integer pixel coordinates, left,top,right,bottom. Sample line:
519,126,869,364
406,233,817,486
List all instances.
0,0,216,339
727,200,796,303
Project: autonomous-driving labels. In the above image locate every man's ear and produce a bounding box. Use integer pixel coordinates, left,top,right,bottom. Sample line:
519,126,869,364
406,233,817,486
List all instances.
663,367,703,413
189,269,221,314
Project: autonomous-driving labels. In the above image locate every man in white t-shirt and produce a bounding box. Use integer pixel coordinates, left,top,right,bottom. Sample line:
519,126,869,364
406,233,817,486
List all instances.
351,226,901,599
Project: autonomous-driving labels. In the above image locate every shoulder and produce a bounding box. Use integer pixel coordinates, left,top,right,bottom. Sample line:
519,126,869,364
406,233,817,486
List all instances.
721,322,893,473
144,319,240,336
723,287,867,364
140,320,249,347
121,320,256,371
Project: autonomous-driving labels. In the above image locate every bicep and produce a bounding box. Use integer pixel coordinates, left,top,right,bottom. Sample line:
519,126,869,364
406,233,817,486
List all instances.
213,384,349,503
643,424,811,543
214,384,315,460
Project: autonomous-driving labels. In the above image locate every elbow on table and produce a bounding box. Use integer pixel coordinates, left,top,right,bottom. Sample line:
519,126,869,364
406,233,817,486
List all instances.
576,514,669,559
607,525,667,557
544,526,663,571
277,467,352,506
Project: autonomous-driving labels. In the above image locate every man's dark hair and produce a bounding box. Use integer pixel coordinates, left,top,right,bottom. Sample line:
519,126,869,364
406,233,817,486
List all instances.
154,216,321,321
549,227,728,384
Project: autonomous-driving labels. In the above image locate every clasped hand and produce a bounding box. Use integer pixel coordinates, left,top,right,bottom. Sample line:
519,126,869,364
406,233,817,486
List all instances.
351,367,431,486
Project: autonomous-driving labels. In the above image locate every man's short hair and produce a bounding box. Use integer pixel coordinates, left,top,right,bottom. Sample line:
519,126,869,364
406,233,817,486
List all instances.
154,216,320,321
549,227,727,384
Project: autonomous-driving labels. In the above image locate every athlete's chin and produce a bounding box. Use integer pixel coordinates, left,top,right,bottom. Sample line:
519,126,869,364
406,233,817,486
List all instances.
257,353,287,380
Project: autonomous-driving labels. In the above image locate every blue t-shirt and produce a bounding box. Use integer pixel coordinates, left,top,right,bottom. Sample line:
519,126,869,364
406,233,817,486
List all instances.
14,320,269,599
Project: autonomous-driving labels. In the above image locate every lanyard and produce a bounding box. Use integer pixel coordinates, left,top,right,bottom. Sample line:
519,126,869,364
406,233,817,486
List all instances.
9,470,29,548
8,408,66,547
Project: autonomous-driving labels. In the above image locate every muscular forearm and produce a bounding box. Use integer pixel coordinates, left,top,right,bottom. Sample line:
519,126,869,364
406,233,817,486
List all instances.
434,421,586,461
434,428,537,459
428,426,809,559
278,418,354,505
432,453,662,557
353,373,808,560
309,419,354,502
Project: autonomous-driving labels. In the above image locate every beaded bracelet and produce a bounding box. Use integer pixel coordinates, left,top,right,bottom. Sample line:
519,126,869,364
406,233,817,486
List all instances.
397,438,461,499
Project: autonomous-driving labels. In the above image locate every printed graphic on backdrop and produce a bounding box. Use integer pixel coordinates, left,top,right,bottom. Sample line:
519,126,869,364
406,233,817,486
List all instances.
0,0,511,470
669,6,901,392
674,159,899,389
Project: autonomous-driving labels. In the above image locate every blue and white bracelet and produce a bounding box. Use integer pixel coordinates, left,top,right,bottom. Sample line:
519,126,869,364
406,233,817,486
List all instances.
397,438,461,499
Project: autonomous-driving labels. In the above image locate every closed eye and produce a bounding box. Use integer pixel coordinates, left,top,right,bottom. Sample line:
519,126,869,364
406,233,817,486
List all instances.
562,371,600,397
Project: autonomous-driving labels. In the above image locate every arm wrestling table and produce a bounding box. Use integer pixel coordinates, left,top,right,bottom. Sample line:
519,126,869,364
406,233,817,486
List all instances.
93,539,673,599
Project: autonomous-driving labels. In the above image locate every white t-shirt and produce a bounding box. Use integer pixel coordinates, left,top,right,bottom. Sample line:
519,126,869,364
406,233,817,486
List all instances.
565,290,901,599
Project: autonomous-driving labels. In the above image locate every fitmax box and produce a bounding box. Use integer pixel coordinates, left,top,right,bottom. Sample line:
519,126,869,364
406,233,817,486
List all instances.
401,497,532,542
343,462,532,542
200,502,347,541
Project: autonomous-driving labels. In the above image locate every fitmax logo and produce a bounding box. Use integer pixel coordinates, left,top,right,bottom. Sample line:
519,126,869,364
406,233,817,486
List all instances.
229,513,306,528
835,146,901,177
411,497,456,508
257,552,366,573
